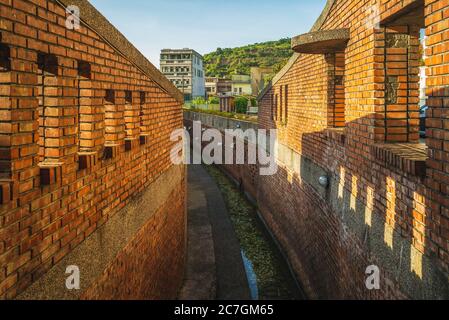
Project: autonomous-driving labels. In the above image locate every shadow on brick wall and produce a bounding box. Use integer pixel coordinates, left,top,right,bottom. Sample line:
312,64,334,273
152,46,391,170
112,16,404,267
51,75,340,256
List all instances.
183,109,449,299
266,109,449,299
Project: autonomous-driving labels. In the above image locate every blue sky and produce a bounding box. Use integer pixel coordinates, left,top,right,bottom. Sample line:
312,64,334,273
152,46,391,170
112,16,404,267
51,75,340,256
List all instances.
89,0,327,67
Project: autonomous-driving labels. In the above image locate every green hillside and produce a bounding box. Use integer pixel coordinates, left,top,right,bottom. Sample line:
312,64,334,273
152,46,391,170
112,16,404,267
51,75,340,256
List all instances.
204,38,292,78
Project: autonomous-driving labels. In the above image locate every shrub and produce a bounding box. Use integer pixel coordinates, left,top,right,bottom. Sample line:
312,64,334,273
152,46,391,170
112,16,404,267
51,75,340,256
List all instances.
250,98,257,107
235,96,248,114
192,97,206,106
208,96,219,104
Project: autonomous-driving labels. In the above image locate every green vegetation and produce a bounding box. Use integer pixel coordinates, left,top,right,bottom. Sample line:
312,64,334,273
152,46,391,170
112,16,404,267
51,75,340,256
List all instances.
204,38,292,78
235,96,257,114
204,165,302,300
235,97,248,114
183,106,258,123
208,96,219,104
192,97,207,106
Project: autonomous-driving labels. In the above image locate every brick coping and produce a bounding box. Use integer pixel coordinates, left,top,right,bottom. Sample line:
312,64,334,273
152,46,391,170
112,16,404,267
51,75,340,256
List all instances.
291,29,350,54
324,127,346,145
371,143,428,178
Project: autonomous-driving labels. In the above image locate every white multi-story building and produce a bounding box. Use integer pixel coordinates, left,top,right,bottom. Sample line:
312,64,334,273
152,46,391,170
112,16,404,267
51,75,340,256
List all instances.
160,48,205,101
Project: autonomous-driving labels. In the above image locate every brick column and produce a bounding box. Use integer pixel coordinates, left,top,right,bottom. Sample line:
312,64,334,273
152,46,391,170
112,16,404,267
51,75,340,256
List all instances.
0,43,14,205
325,50,346,128
374,25,420,142
274,93,278,121
0,44,12,179
0,44,37,203
335,52,345,127
278,85,283,123
37,53,59,163
284,84,289,125
124,90,139,151
424,0,449,265
77,60,97,170
36,53,63,186
139,91,150,145
104,89,124,159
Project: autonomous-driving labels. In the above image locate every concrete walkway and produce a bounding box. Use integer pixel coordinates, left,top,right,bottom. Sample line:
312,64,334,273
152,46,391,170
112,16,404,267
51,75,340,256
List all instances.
179,165,251,300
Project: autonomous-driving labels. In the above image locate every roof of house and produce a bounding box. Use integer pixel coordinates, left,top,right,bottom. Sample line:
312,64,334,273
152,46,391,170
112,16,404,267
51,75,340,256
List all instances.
56,0,184,103
257,0,337,101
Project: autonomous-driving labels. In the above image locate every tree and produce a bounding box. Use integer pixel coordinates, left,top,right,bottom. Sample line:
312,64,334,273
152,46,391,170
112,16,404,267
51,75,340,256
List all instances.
204,38,292,78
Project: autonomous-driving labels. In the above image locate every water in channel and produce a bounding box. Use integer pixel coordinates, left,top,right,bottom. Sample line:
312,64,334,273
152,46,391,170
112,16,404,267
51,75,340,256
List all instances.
204,165,305,300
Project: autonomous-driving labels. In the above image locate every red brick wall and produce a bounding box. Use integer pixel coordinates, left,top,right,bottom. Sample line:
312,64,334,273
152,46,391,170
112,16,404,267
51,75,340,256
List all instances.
258,167,408,299
258,0,449,299
0,0,185,299
425,0,449,268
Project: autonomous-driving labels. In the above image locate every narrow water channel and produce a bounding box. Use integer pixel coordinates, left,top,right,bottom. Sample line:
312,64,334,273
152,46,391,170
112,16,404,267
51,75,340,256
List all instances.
204,165,305,300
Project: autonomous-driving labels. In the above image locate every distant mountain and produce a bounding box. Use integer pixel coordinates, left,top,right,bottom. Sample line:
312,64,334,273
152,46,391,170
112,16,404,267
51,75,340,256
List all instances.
203,38,292,78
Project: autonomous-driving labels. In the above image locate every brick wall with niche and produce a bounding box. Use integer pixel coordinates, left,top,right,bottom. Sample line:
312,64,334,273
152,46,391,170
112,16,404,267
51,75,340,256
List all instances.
77,60,99,171
375,18,422,143
257,0,449,299
0,0,185,299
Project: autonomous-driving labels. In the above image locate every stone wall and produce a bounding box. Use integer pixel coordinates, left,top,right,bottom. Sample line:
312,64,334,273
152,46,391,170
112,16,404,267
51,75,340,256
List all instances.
0,0,186,299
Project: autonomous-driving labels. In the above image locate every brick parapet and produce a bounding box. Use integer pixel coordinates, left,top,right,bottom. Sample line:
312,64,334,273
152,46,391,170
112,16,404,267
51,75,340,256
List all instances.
0,0,185,299
256,0,449,299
